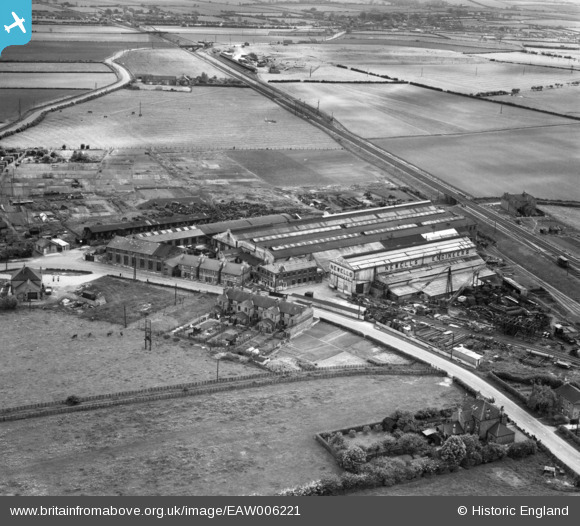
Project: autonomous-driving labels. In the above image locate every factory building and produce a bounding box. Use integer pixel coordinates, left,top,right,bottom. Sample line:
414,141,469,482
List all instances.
329,229,494,299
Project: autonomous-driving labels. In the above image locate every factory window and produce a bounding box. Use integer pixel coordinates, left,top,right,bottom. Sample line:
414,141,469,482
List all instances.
116,254,120,263
124,255,129,265
157,262,162,271
148,260,153,270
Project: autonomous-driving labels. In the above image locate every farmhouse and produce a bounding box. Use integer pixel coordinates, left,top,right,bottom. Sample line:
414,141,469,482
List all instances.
439,399,515,444
501,192,537,217
9,266,43,301
554,383,580,420
216,287,313,337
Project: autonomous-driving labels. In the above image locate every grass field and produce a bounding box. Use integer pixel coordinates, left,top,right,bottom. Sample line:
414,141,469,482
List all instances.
351,61,580,95
0,41,171,62
478,51,580,68
0,307,252,407
355,454,577,496
0,375,465,495
228,149,384,186
373,123,580,200
30,33,155,42
0,72,117,89
274,83,571,138
116,48,229,78
0,88,341,150
0,88,89,125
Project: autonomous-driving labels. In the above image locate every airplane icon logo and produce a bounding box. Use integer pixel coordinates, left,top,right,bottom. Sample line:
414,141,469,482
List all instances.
4,12,26,34
0,0,32,56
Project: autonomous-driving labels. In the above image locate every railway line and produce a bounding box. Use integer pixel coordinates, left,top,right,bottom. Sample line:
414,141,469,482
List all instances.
191,49,580,311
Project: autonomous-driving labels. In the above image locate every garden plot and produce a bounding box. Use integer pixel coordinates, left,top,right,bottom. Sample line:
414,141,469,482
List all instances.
0,72,117,89
273,83,571,139
0,88,341,150
0,375,464,496
374,123,580,201
116,48,229,78
279,322,414,367
354,62,580,94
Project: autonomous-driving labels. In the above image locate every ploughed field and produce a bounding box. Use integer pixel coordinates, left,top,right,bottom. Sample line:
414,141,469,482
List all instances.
0,72,118,89
0,375,464,495
116,48,229,79
373,123,580,201
0,88,341,150
274,83,572,138
0,89,89,125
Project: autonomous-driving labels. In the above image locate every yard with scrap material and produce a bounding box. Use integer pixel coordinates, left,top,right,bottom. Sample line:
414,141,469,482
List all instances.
0,375,465,496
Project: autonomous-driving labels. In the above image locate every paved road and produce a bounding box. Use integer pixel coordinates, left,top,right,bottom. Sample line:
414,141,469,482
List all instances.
315,309,580,477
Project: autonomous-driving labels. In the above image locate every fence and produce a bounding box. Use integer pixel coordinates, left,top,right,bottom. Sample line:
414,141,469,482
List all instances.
0,365,442,423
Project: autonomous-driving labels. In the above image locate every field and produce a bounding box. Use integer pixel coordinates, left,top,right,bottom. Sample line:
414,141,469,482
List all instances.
228,149,385,186
373,123,580,200
0,88,341,150
539,206,580,231
116,48,229,78
279,322,414,367
479,51,580,68
0,72,117,89
0,41,171,62
0,62,111,72
32,25,140,33
490,86,580,116
0,89,89,125
0,374,464,495
273,83,572,138
346,61,580,95
0,305,253,408
355,454,577,496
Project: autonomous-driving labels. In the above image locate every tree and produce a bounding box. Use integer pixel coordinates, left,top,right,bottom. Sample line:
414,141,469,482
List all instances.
440,436,467,466
337,446,366,472
459,434,482,466
397,433,428,455
527,383,557,416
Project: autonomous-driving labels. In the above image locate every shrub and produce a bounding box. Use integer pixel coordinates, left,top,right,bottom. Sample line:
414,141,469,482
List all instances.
440,436,467,466
393,410,419,433
481,442,507,463
507,440,537,459
380,435,397,455
65,395,81,406
318,475,343,496
0,296,17,310
459,434,483,467
329,432,346,450
348,429,357,438
339,472,370,491
397,433,429,455
363,425,371,435
415,407,440,420
553,414,570,426
373,424,383,433
337,446,367,472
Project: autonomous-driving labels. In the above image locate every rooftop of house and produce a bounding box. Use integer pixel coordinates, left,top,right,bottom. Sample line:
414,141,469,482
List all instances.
555,383,580,404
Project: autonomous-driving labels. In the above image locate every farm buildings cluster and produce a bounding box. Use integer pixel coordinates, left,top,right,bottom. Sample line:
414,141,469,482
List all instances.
102,200,494,301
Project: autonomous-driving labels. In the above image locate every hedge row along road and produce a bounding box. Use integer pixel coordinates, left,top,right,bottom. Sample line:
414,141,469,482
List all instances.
0,48,135,138
315,309,580,477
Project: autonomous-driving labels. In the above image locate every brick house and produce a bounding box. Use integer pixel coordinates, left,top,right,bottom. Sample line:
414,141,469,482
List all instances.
438,399,514,444
106,236,181,273
216,287,313,336
164,254,250,286
554,383,580,420
10,266,43,301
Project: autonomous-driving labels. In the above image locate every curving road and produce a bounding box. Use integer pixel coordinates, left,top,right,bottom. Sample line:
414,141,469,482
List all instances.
315,309,580,477
0,49,135,140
